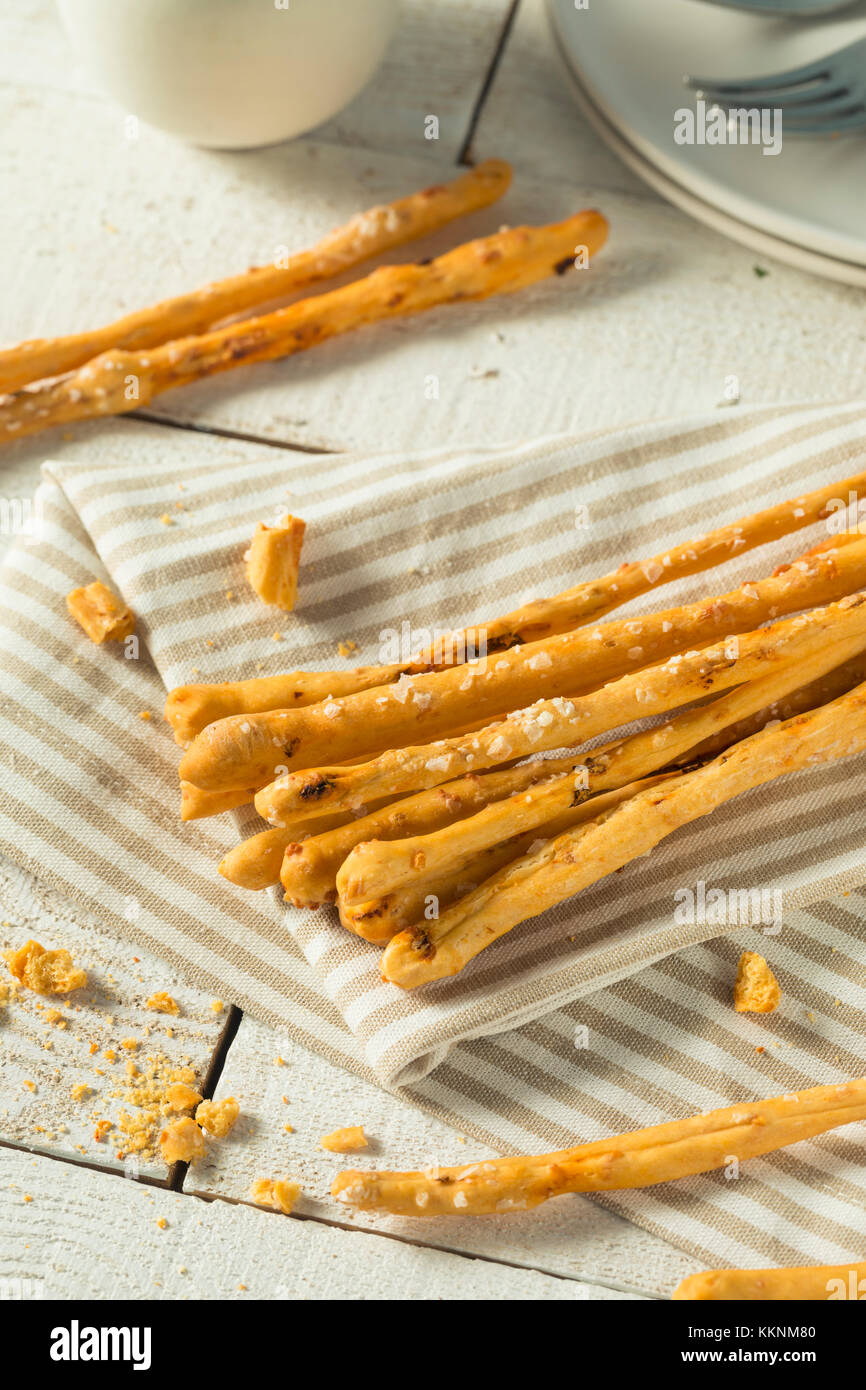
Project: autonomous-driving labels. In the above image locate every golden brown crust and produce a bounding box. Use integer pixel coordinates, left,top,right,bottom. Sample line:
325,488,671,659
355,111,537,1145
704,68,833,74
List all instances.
332,1081,866,1216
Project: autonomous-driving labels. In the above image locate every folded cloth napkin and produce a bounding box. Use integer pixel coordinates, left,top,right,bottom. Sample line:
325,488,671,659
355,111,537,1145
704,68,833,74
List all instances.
2,402,866,1096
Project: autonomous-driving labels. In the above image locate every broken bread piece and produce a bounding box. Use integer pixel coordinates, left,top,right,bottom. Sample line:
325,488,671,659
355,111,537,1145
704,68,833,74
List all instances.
66,580,135,643
734,951,781,1014
195,1097,239,1138
320,1125,368,1153
251,1177,301,1214
4,939,87,995
245,515,306,612
159,1116,205,1165
163,1082,203,1113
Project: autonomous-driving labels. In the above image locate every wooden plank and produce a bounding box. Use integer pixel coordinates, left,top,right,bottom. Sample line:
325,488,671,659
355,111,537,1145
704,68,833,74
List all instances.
186,1012,699,1300
0,0,511,163
0,1144,648,1299
0,856,228,1181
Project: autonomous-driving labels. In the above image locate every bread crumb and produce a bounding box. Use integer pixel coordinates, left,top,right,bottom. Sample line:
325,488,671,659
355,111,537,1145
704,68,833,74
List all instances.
319,1125,368,1153
159,1116,205,1165
4,939,87,995
138,710,152,721
251,1177,300,1214
146,991,180,1015
71,1082,90,1101
163,1081,204,1113
210,999,223,1013
733,951,780,1014
195,1097,239,1138
156,1217,167,1230
338,639,359,658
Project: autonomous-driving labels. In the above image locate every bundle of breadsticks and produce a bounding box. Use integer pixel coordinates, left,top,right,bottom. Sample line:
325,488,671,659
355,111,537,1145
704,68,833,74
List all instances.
168,466,866,990
0,158,609,443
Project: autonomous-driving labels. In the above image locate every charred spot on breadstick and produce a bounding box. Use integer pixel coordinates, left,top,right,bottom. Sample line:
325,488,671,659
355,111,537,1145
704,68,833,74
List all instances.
298,775,337,801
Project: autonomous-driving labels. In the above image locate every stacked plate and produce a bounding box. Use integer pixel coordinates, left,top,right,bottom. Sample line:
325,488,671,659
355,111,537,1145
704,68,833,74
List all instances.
547,0,866,284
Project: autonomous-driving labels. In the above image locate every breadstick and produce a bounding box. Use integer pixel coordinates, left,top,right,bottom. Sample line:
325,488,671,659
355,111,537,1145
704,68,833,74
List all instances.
674,650,866,762
165,489,866,749
219,809,380,891
181,542,866,795
166,666,412,748
340,653,866,939
673,1259,866,1301
337,623,866,906
381,678,866,987
339,774,676,942
168,674,502,753
268,644,866,901
0,210,608,445
277,756,590,907
165,481,866,747
260,583,866,820
180,781,257,822
0,160,513,395
331,1080,866,1216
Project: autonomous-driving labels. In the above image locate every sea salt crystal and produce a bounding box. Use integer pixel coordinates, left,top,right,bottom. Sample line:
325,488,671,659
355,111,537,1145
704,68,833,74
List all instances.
426,755,451,772
628,646,643,660
488,735,512,756
240,722,251,734
527,651,553,670
536,710,554,727
413,690,432,711
392,675,414,703
323,702,340,719
662,620,673,632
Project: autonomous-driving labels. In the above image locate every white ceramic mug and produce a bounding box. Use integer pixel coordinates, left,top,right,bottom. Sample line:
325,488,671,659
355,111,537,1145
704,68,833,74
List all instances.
56,0,401,148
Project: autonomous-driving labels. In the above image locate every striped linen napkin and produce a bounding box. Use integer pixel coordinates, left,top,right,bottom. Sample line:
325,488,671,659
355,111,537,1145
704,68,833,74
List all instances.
1,404,865,1271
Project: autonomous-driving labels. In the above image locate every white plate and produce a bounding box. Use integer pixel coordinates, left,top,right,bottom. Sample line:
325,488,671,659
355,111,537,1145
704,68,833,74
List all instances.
547,0,866,282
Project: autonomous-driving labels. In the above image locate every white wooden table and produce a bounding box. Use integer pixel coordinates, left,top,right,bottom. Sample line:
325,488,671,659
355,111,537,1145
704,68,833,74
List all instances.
2,0,864,1302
